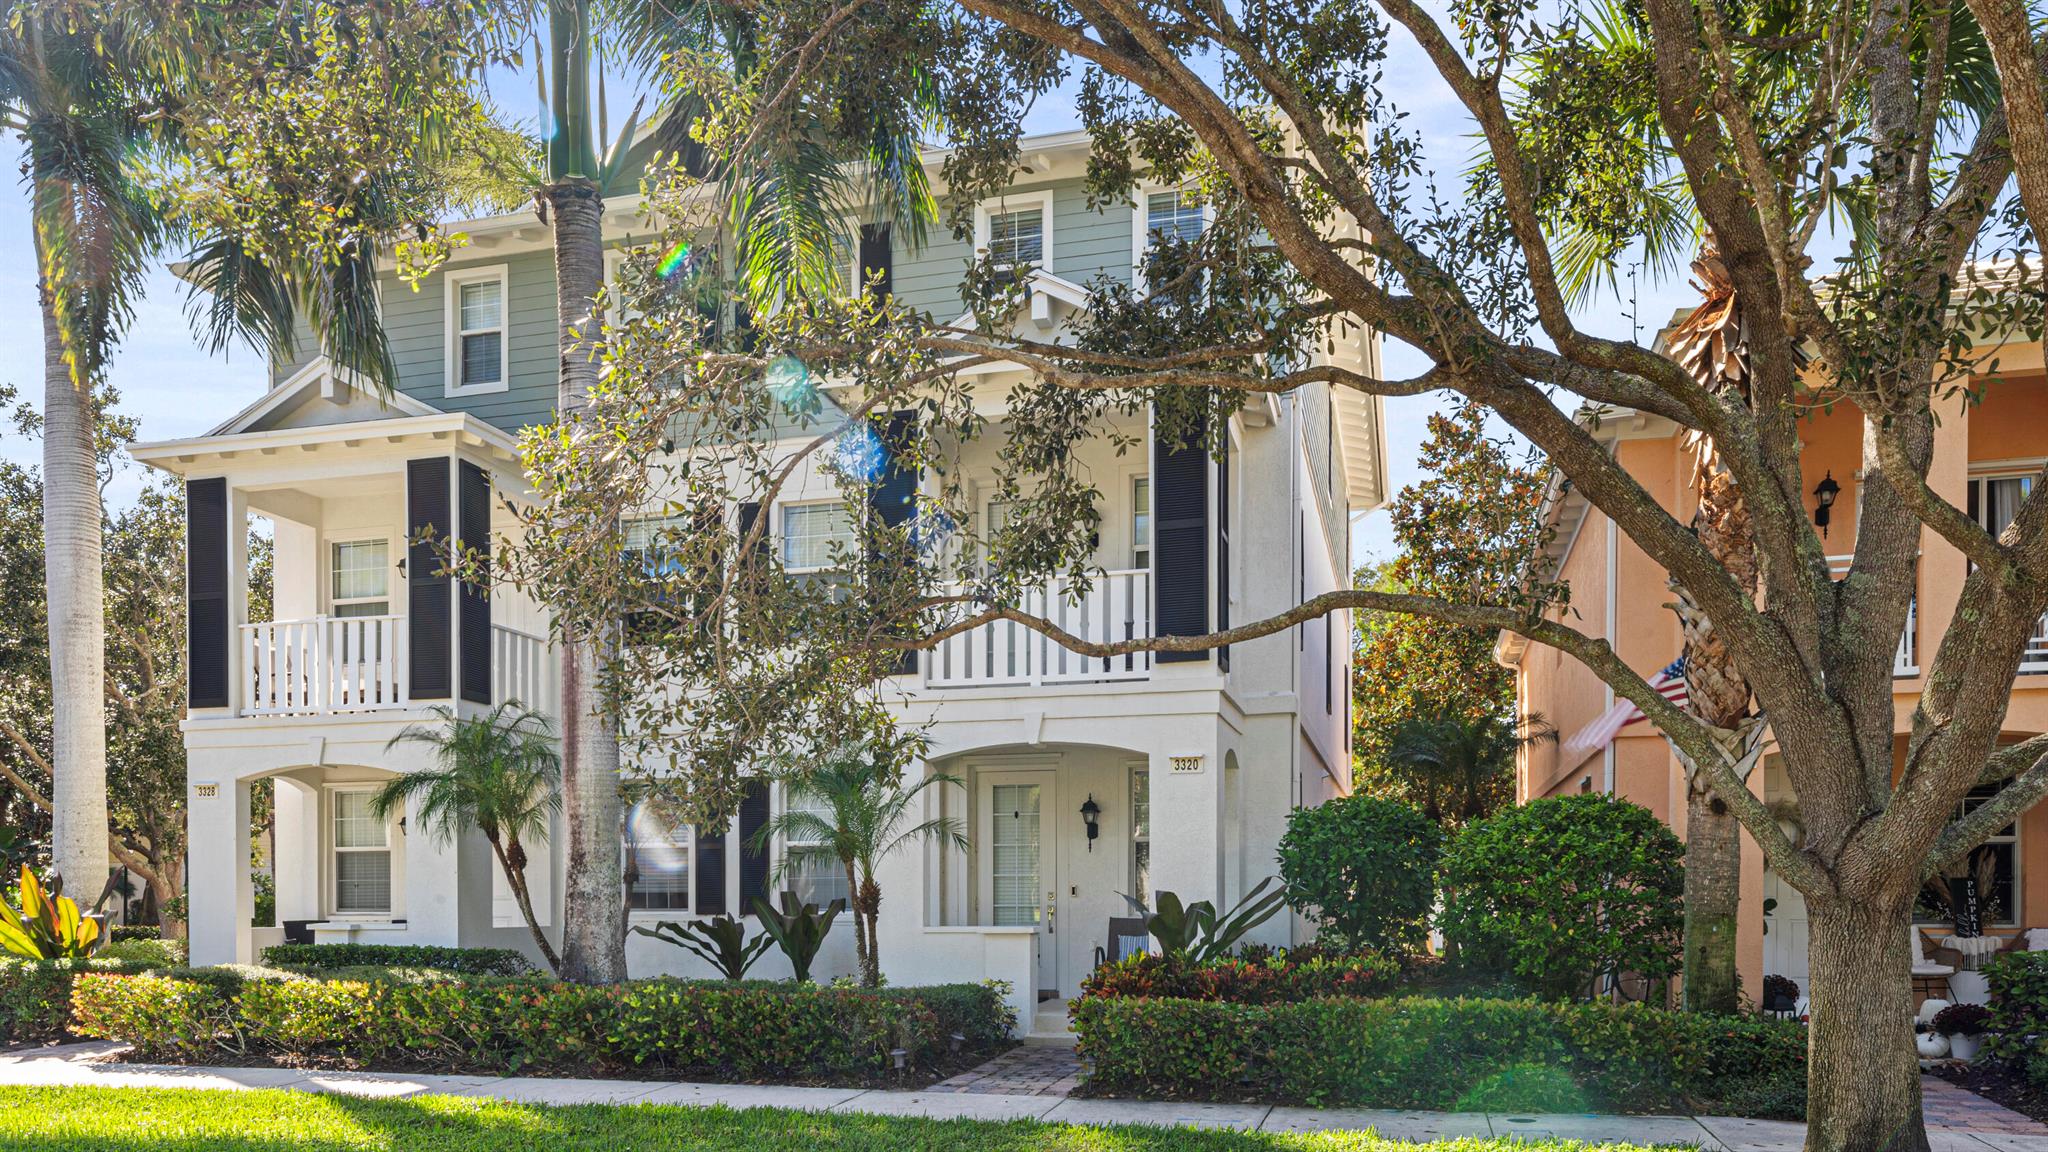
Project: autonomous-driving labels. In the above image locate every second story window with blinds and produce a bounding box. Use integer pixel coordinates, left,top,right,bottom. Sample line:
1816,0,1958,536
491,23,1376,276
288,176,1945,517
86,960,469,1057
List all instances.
1131,477,1151,569
782,502,854,572
330,539,390,617
987,208,1044,266
1145,189,1206,247
445,265,509,396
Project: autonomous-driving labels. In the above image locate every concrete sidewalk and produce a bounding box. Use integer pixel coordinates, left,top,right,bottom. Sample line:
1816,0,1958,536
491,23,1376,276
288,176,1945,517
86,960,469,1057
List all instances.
1,1042,2042,1150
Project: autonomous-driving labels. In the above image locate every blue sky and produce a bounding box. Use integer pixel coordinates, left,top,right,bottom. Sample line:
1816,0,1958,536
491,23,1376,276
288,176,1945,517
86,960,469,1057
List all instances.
0,30,1710,565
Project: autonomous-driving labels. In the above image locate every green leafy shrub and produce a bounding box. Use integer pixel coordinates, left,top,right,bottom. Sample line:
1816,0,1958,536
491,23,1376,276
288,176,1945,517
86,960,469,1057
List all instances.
70,973,232,1060
98,938,185,968
0,867,103,960
258,943,532,977
1987,951,2048,1079
631,915,773,980
64,971,1010,1080
1452,1063,1588,1112
1277,795,1441,953
1126,879,1288,964
1439,794,1684,999
108,925,164,944
0,957,148,1043
1072,994,1804,1114
1080,950,1399,1004
751,892,843,982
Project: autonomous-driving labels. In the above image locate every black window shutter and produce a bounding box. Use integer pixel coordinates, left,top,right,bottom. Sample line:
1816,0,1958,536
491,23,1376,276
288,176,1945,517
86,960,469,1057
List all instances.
1217,432,1231,672
407,457,453,699
868,412,919,674
737,780,770,914
186,478,231,709
1153,409,1211,663
458,461,492,705
858,223,893,300
695,820,728,916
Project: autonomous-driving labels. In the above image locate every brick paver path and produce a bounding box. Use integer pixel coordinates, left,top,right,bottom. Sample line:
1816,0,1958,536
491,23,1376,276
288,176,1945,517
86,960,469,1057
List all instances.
1923,1075,2048,1134
930,1042,1086,1097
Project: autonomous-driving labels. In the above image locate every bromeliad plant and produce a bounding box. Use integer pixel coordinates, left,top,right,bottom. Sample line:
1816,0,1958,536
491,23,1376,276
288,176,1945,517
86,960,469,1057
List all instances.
631,914,774,980
0,866,103,959
752,890,844,983
1121,877,1288,965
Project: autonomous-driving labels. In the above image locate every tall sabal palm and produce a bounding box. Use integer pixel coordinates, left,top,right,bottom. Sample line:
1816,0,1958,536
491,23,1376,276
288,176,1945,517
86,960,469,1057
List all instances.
0,6,171,893
534,0,939,984
1384,711,1557,828
752,746,965,987
373,703,565,974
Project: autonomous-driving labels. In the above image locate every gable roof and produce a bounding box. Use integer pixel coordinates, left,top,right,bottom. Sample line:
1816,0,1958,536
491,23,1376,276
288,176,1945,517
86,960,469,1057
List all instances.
206,358,442,437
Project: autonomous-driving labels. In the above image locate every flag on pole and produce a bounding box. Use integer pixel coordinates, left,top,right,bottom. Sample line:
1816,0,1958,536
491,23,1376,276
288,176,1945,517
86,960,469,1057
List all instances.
1560,657,1690,762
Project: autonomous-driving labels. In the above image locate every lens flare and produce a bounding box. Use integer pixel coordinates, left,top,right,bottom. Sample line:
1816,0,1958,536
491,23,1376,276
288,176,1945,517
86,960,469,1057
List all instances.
764,354,816,410
656,241,692,279
834,422,888,484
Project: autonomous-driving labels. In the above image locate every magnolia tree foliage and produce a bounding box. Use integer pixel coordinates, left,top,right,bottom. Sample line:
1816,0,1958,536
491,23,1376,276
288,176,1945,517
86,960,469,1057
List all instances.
494,0,2048,1140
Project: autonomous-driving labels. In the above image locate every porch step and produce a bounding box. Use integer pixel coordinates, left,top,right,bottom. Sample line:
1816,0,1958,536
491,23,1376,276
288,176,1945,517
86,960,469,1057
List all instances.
1030,1009,1076,1040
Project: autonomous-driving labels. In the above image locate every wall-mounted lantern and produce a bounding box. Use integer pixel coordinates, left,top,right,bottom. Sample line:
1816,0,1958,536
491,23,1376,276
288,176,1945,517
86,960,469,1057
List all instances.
1080,795,1101,850
1812,471,1841,537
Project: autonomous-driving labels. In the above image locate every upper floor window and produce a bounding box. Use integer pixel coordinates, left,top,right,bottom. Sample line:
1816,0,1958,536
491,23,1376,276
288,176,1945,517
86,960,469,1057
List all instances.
1131,477,1151,570
1145,189,1206,247
330,539,390,618
975,192,1053,271
332,788,392,916
782,502,854,572
1969,474,2033,538
624,801,692,912
445,265,509,396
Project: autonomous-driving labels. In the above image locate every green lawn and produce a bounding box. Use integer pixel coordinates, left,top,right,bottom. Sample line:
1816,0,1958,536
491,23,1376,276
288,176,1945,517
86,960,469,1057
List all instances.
0,1086,1669,1152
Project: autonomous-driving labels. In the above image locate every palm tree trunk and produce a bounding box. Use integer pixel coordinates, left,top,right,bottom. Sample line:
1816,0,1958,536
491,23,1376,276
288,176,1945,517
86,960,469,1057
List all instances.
38,259,108,897
494,834,564,975
843,857,869,981
859,869,882,987
548,174,628,985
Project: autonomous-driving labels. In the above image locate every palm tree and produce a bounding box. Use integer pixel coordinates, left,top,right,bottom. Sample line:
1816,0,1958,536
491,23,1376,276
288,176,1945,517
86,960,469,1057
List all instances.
1,7,173,895
1383,711,1557,828
372,703,565,974
752,745,965,987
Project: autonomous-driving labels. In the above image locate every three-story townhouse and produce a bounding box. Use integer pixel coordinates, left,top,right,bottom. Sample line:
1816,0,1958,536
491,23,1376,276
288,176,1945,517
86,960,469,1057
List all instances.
132,129,1387,1035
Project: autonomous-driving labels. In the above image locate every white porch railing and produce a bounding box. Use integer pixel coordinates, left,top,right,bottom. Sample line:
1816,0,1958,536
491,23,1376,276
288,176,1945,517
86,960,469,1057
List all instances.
241,615,405,715
926,569,1152,688
493,625,556,711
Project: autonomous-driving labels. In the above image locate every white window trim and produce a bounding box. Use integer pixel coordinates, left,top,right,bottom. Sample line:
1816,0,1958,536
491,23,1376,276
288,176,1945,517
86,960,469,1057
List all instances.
444,263,511,397
1126,469,1152,572
1130,180,1213,294
326,533,399,618
326,784,397,920
779,499,856,575
972,190,1055,271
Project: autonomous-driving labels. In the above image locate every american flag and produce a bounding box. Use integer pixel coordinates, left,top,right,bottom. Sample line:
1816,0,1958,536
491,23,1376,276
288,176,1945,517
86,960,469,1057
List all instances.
1560,656,1689,761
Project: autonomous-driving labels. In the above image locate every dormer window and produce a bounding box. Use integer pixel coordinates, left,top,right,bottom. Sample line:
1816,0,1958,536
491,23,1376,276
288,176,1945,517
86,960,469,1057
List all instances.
445,264,510,396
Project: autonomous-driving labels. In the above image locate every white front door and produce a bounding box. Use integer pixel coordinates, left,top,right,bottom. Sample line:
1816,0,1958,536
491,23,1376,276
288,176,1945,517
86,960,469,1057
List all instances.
980,771,1057,998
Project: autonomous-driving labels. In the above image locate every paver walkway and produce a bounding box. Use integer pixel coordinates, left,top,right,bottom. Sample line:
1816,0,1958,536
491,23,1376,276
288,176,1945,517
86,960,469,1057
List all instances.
6,1042,2048,1148
1923,1075,2048,1135
931,1039,1086,1096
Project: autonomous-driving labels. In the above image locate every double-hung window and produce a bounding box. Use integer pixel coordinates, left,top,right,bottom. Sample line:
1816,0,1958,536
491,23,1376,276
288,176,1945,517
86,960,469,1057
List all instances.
624,801,692,912
446,265,509,396
781,502,854,572
1131,769,1152,906
1131,477,1151,570
330,540,391,618
784,786,850,908
1145,189,1206,247
977,193,1051,271
332,789,392,915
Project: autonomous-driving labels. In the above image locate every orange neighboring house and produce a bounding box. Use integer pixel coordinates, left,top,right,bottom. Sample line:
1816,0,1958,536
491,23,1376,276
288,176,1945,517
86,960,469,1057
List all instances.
1494,323,2048,1005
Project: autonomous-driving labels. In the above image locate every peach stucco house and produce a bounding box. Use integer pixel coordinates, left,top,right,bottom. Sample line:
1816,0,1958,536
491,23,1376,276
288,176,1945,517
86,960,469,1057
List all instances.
1494,319,2048,1004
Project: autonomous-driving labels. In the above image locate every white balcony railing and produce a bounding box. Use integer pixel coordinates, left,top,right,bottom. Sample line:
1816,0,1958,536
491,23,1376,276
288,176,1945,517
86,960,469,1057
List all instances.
241,615,405,715
926,569,1152,688
493,625,556,712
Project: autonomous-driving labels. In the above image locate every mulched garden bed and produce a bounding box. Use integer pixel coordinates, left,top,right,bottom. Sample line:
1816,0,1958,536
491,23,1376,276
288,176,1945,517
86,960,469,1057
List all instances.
1933,1062,2048,1125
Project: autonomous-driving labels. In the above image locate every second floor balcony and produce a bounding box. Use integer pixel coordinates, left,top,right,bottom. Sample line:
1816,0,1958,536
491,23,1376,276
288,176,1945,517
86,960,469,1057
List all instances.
239,615,553,716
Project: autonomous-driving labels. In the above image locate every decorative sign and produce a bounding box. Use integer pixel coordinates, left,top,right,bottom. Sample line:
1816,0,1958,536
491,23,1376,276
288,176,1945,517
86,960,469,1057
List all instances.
192,782,220,799
1169,755,1204,774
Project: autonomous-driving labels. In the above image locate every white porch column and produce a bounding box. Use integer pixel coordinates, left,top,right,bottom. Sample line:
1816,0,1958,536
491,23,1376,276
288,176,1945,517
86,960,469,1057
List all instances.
272,779,320,926
401,788,463,944
187,772,254,967
1147,727,1224,909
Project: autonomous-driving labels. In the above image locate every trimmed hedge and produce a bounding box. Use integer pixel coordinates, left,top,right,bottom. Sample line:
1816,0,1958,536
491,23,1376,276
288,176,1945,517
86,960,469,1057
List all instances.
1080,952,1399,1004
1988,950,2048,1081
1073,994,1805,1115
69,971,1012,1080
0,958,154,1045
258,943,533,977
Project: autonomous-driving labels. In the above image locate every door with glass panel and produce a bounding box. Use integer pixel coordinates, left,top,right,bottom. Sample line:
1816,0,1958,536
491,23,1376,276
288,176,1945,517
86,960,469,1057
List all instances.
978,771,1056,998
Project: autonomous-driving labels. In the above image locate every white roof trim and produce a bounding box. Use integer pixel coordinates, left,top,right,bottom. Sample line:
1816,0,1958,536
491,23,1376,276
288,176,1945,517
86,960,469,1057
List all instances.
130,412,522,473
1331,388,1388,510
206,357,442,437
942,268,1094,333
